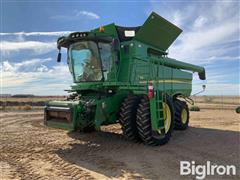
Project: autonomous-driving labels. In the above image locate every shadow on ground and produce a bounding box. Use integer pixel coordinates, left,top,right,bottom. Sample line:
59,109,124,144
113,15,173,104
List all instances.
56,126,240,179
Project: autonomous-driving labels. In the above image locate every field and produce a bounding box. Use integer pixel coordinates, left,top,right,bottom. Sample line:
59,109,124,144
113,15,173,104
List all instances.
0,96,239,179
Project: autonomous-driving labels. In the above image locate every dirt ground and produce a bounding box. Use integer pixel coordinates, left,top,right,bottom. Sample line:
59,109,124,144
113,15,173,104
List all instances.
0,109,239,179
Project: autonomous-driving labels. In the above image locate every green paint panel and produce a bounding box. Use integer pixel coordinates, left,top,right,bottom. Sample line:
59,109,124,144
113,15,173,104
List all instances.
134,12,182,51
46,11,206,135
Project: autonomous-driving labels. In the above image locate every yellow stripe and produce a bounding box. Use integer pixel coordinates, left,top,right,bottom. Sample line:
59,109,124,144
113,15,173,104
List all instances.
158,80,191,84
139,80,191,84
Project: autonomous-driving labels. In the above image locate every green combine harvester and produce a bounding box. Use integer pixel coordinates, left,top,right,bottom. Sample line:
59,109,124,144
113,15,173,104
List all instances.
44,12,206,145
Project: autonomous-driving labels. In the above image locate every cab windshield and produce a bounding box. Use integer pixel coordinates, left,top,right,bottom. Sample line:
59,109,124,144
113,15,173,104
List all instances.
69,41,103,82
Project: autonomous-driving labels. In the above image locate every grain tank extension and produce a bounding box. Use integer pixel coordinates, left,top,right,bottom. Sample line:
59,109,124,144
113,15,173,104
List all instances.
44,12,206,145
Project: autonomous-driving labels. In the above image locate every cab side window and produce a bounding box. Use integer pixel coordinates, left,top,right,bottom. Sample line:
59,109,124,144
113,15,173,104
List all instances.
99,42,113,80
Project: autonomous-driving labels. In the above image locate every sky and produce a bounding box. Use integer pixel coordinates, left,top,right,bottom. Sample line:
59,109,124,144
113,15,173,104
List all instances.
0,0,239,96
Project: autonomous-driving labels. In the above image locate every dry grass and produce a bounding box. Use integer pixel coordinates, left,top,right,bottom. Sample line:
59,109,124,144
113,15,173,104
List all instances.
0,96,65,111
0,96,65,102
192,96,240,105
21,105,32,111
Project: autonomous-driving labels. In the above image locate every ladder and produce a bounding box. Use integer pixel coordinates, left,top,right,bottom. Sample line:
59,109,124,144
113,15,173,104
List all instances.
155,90,164,129
149,57,165,131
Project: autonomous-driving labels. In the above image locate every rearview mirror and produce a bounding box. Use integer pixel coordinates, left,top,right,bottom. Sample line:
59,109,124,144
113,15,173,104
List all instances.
57,51,61,63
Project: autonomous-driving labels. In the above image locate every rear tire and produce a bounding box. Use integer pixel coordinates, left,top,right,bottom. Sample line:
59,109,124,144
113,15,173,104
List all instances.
136,95,174,146
173,99,189,130
119,95,141,142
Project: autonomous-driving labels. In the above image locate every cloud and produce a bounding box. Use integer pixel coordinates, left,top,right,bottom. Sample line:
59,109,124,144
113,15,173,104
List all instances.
2,58,52,72
1,41,56,55
76,11,100,19
0,31,72,36
0,31,72,56
1,59,72,95
193,83,240,96
191,64,239,96
193,16,208,29
149,1,240,65
171,10,184,27
169,19,239,64
51,10,100,20
201,56,240,63
147,1,240,96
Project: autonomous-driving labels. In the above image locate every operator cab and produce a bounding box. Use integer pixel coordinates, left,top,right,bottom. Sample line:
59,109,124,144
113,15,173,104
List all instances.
57,33,119,83
69,41,113,82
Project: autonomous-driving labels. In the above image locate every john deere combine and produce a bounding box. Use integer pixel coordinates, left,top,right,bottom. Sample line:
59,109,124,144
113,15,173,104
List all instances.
44,12,206,145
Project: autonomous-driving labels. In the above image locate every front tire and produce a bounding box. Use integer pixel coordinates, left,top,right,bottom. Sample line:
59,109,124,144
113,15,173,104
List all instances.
119,95,141,142
136,95,174,146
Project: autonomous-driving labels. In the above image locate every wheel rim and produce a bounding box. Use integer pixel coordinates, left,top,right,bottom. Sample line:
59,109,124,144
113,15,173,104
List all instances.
163,103,171,133
181,108,188,124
